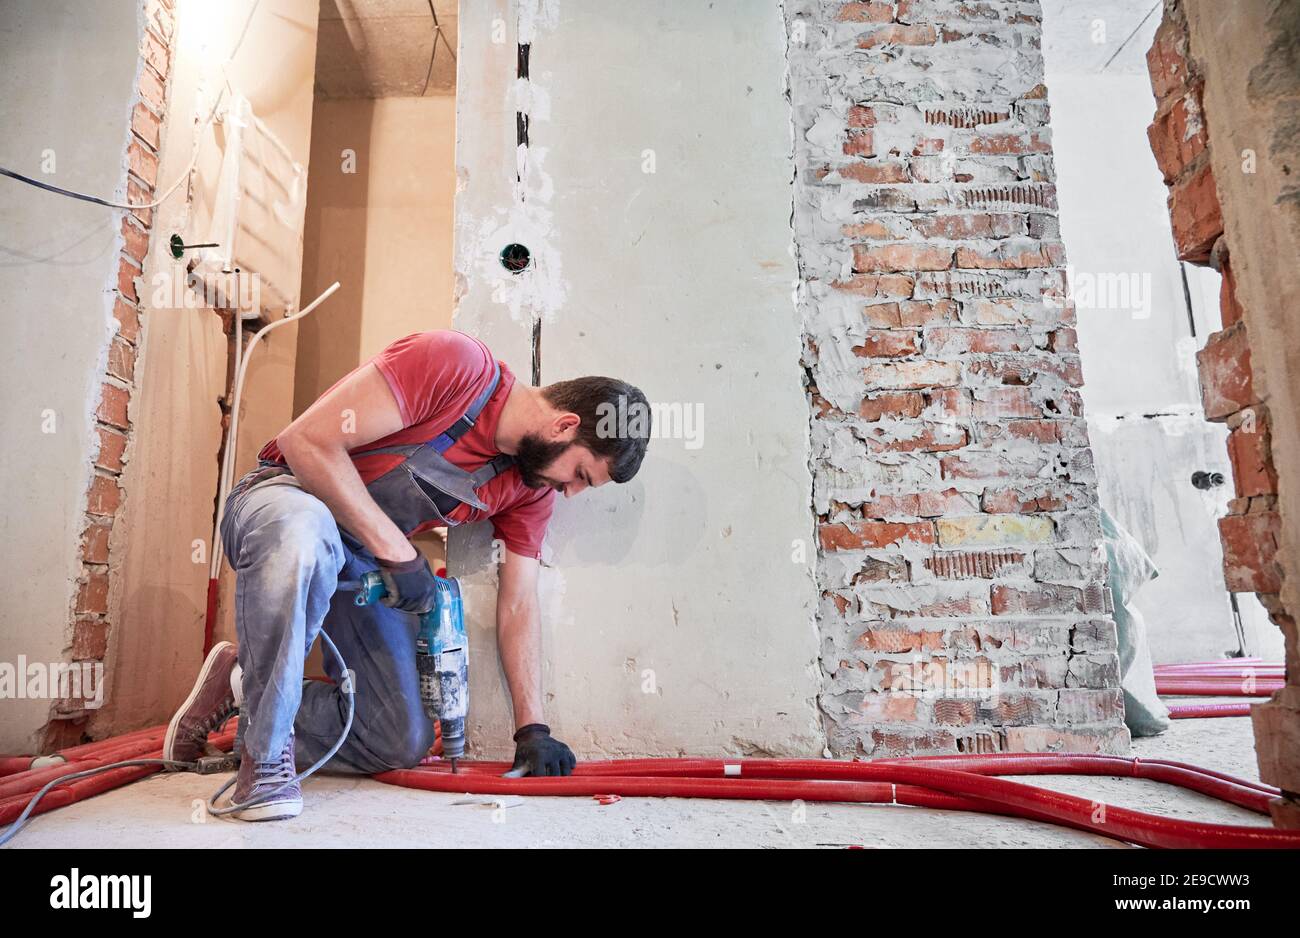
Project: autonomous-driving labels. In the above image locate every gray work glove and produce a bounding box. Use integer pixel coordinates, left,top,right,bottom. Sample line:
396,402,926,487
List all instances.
377,554,438,614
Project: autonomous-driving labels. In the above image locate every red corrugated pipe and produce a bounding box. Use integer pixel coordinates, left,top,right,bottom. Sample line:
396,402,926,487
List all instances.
5,721,1297,849
1168,702,1254,719
376,753,1300,849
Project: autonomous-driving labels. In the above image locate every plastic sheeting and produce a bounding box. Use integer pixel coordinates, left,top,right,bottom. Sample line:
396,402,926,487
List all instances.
1100,508,1170,736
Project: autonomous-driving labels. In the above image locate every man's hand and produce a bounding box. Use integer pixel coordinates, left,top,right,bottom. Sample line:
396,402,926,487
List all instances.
377,553,438,614
511,723,576,776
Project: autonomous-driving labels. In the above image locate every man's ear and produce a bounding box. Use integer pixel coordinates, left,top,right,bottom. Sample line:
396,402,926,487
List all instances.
551,411,580,441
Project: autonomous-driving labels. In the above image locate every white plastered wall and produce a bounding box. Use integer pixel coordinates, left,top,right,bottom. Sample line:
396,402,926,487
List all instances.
450,0,825,758
0,2,145,751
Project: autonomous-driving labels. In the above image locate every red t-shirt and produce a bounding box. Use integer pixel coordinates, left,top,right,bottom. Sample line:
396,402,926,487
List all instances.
259,330,555,558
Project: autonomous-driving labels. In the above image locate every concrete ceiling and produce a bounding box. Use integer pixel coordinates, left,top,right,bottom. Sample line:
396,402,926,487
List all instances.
315,0,457,99
1041,0,1163,75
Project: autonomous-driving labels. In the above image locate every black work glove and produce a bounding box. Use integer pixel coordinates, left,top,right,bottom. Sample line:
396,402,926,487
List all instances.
377,553,438,614
512,723,576,777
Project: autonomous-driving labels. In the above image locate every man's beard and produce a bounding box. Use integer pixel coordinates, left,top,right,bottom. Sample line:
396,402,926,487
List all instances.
514,434,572,489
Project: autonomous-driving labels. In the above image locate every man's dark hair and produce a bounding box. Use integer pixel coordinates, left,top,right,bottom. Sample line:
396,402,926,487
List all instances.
541,377,650,483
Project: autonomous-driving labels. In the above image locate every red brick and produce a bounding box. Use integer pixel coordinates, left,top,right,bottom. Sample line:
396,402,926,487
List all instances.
865,299,960,328
819,520,936,550
993,584,1097,616
141,26,170,78
1058,688,1126,724
72,618,110,661
844,131,875,157
76,571,110,615
967,353,1083,388
113,297,141,344
858,391,925,420
924,549,1025,579
922,388,972,419
1147,87,1206,185
970,387,1039,418
837,161,909,184
968,132,1051,155
1146,11,1191,103
870,728,958,755
925,327,1034,355
107,335,136,383
127,140,159,188
982,483,1077,513
853,243,954,273
127,177,153,228
843,219,893,239
1226,413,1276,498
858,626,946,653
1168,160,1222,263
977,419,1085,446
117,257,141,303
863,423,966,454
81,521,112,564
854,329,920,357
932,698,978,726
96,382,130,430
862,359,962,389
955,242,1063,269
138,61,166,113
120,216,149,264
1197,324,1255,420
909,213,1023,240
837,1,894,22
860,493,922,518
1220,258,1245,328
832,272,916,298
858,693,921,722
1219,510,1282,593
848,106,878,128
130,101,162,150
95,427,128,473
916,488,981,517
86,474,121,517
857,24,938,47
1048,327,1077,352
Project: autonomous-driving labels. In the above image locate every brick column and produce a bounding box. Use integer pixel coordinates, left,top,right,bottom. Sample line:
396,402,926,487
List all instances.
786,0,1128,757
48,0,177,749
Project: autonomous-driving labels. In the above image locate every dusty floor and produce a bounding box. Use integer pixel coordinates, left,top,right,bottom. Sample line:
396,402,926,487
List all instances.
9,701,1268,848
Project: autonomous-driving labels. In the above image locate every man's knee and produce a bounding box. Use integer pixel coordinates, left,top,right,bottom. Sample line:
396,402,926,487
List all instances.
230,485,344,575
361,710,437,770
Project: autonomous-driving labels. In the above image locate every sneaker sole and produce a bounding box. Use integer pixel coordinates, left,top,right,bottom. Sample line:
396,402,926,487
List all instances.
232,798,303,822
163,640,236,765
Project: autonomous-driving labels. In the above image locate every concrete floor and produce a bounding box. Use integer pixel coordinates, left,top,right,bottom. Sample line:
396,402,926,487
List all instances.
8,700,1270,848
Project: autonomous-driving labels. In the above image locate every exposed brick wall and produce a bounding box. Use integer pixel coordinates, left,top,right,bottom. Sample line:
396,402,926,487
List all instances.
1146,2,1284,609
1146,0,1296,827
786,0,1128,757
46,0,176,749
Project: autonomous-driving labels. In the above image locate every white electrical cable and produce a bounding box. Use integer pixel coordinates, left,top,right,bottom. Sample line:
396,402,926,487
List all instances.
209,282,342,580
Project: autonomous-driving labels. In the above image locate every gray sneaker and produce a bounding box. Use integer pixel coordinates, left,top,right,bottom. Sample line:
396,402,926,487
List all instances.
231,731,302,821
163,641,238,766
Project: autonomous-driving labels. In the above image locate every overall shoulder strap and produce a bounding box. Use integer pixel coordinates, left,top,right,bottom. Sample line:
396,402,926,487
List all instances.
469,453,516,487
429,358,502,454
